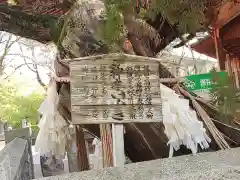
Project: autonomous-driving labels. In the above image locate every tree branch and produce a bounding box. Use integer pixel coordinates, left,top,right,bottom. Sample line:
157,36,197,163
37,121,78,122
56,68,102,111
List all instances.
3,63,35,79
0,34,16,74
0,4,60,43
35,65,46,88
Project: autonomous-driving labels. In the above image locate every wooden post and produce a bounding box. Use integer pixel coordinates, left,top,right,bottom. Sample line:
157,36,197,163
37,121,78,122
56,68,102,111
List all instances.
112,124,125,167
70,54,163,170
75,125,90,171
100,124,113,168
100,124,125,168
159,77,184,83
213,28,226,70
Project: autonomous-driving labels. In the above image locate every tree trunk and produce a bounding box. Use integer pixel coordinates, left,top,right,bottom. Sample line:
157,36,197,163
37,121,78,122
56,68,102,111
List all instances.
0,0,238,164
0,4,60,43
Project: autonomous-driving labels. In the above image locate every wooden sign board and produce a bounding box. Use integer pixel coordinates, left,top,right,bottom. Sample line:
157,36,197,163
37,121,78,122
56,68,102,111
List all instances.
70,54,162,124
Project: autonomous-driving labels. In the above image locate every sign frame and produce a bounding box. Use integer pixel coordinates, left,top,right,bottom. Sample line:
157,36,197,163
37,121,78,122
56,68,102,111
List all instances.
70,53,163,124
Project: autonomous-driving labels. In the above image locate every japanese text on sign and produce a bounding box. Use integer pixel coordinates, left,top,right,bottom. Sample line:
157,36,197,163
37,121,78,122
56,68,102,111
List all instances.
70,54,163,124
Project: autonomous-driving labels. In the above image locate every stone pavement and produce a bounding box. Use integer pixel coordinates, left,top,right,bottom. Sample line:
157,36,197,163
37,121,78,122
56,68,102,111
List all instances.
36,147,240,180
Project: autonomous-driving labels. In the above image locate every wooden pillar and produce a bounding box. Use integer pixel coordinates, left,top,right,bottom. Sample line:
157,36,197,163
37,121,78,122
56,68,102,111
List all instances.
213,28,226,70
75,125,90,171
232,58,237,88
225,54,230,75
112,124,125,167
225,54,235,87
100,124,113,168
225,54,240,88
232,57,240,88
236,58,240,88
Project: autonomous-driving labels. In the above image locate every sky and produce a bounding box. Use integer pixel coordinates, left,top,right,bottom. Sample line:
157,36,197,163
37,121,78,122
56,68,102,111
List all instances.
1,32,57,94
1,32,216,95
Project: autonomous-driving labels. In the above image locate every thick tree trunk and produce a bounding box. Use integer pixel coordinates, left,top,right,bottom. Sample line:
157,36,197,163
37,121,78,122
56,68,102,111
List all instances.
0,0,239,164
0,4,61,43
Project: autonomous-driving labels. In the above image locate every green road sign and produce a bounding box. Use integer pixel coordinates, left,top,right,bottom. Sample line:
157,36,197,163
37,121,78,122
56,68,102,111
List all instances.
183,71,228,92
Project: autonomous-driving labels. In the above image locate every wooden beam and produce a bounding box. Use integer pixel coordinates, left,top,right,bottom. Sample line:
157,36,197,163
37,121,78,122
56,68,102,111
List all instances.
212,119,240,145
159,77,184,83
213,28,226,70
214,1,240,28
222,17,240,41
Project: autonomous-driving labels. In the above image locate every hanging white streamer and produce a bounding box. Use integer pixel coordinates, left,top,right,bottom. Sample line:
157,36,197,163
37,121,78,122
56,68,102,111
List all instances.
35,80,70,158
161,84,211,157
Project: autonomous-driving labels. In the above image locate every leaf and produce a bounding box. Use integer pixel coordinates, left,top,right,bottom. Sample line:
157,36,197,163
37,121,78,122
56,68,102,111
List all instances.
209,71,240,122
0,83,43,127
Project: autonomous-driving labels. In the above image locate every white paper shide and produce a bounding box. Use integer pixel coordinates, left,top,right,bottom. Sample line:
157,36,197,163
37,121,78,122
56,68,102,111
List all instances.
161,84,211,157
35,81,70,157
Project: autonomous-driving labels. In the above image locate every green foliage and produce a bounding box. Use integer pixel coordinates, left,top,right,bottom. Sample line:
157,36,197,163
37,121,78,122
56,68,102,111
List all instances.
99,0,132,50
0,83,43,127
101,0,207,46
50,17,66,44
210,70,240,119
147,0,206,33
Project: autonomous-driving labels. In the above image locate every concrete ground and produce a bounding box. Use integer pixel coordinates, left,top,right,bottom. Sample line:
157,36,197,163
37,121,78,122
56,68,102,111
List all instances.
36,147,240,180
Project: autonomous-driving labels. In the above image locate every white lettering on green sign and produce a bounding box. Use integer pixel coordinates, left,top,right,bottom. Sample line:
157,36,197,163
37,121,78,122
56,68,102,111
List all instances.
200,79,212,88
184,72,227,92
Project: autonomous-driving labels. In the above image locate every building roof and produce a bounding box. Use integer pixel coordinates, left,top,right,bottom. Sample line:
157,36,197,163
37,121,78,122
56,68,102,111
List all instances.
191,1,240,59
191,36,216,59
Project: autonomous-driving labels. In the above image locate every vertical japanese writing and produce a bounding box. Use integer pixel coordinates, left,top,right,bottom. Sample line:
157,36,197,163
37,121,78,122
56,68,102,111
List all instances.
137,105,144,119
110,61,123,91
83,87,89,98
92,109,99,118
91,66,97,73
144,65,152,105
103,109,109,119
143,65,150,76
129,106,137,119
135,65,142,98
81,65,89,80
91,87,98,98
110,61,124,119
126,65,134,105
135,65,143,119
71,57,162,123
100,64,107,81
82,65,88,73
146,108,153,119
102,86,107,96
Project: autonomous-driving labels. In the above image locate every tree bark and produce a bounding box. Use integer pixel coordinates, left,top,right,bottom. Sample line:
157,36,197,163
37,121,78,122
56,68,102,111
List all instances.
75,126,90,171
0,0,237,164
0,4,59,43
